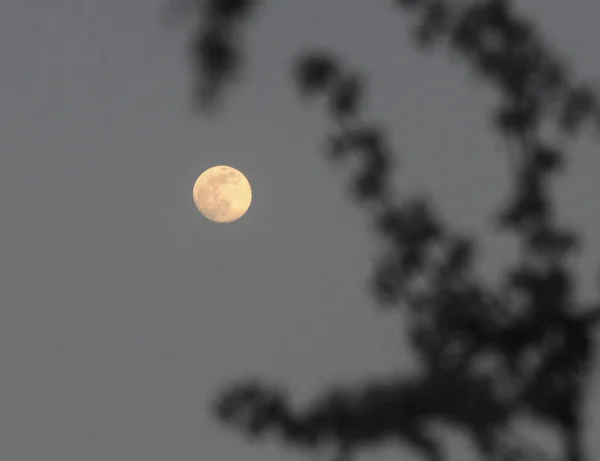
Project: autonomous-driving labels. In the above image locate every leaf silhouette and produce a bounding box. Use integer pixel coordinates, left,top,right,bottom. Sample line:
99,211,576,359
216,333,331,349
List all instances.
296,53,339,98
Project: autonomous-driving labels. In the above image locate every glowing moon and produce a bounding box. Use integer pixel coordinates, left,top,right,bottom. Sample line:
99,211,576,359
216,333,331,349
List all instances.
193,165,252,223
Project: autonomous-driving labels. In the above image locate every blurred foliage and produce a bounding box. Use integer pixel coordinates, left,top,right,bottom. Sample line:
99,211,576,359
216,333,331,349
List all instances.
168,1,600,460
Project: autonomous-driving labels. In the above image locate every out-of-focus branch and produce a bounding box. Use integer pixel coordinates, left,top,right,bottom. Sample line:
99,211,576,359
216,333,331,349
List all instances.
173,2,600,461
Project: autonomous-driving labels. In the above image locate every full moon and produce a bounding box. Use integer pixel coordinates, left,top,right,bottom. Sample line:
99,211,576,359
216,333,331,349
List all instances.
193,165,252,223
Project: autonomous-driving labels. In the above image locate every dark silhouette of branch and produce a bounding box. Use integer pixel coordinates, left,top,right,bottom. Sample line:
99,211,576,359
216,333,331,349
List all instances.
213,365,525,461
166,0,261,110
170,1,600,460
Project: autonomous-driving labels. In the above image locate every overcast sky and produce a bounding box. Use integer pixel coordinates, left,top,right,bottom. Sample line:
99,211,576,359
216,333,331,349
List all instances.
1,1,599,460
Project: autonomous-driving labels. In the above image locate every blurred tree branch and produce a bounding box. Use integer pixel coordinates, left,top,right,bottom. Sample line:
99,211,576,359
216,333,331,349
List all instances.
168,1,600,460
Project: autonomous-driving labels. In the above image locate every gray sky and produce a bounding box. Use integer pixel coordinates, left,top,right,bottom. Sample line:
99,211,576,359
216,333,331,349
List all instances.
0,1,599,460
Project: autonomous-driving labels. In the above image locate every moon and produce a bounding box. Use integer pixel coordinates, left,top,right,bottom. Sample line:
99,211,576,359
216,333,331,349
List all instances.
193,165,252,223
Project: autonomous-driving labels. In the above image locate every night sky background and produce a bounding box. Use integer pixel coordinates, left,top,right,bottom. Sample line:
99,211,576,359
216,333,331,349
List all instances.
1,1,599,460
